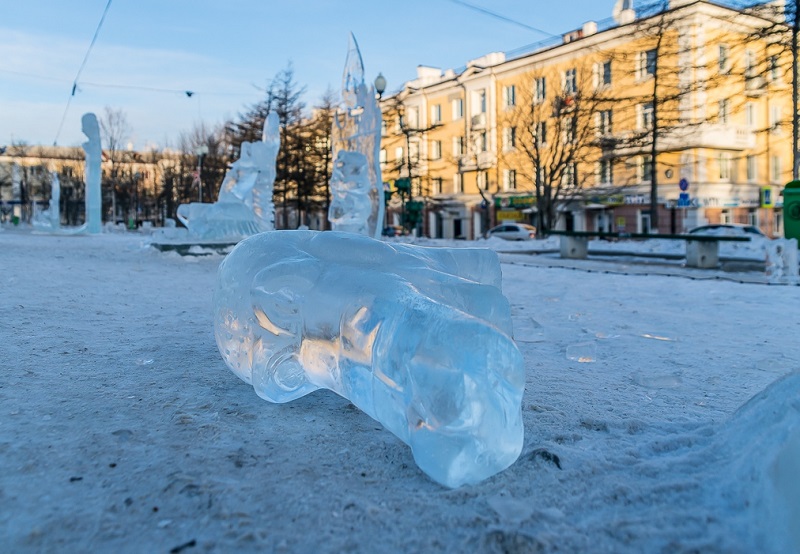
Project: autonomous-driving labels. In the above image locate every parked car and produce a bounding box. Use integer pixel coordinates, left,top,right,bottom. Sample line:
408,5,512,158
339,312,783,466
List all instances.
485,223,537,241
687,224,765,237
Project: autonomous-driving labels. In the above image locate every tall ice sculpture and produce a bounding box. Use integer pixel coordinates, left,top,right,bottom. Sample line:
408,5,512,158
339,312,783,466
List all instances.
82,113,102,234
328,34,385,238
175,112,279,241
214,231,525,487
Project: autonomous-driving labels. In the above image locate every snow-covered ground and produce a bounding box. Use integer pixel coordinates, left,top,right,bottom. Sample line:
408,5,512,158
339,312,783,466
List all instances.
1,229,798,553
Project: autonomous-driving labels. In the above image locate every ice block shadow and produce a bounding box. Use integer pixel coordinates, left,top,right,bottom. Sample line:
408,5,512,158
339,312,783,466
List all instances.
214,230,525,487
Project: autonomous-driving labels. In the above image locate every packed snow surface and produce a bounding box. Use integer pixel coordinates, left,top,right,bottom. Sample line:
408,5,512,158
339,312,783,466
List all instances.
1,230,798,553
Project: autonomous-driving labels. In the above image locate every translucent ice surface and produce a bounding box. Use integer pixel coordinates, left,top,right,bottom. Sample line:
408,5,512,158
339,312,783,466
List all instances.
176,112,279,241
82,113,102,234
329,34,384,238
214,231,525,487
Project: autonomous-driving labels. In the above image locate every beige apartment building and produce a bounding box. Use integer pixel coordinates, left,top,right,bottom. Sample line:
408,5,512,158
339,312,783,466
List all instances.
380,0,791,238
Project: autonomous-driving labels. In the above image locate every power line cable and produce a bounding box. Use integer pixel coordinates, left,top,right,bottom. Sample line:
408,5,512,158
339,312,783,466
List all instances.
443,0,557,37
53,0,113,146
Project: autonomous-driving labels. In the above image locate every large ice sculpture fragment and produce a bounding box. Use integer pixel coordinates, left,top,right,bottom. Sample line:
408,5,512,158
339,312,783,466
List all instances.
176,112,279,240
328,34,384,239
214,231,525,487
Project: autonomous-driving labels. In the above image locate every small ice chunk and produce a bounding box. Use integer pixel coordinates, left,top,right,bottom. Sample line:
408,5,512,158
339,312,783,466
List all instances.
566,342,596,363
214,230,525,488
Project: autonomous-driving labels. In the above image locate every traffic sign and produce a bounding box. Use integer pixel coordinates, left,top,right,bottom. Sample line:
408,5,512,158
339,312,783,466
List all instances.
677,192,690,207
679,178,689,191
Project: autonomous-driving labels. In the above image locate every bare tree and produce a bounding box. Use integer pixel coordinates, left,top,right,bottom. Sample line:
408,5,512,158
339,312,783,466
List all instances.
502,64,609,234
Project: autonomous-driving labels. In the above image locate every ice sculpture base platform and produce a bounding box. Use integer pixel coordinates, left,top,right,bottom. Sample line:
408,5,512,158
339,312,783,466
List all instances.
150,240,240,256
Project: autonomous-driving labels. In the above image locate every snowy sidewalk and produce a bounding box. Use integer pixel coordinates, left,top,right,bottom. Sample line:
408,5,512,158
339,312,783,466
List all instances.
1,231,798,553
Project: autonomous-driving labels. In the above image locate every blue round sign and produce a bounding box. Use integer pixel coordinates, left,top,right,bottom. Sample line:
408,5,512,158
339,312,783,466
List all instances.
679,178,689,191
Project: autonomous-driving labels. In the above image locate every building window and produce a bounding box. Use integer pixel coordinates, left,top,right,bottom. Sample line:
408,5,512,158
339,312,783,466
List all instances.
409,141,420,163
453,173,463,193
563,117,575,143
475,89,487,114
719,44,730,73
562,163,577,187
718,98,729,125
478,131,488,152
395,115,403,132
432,177,443,195
748,208,759,227
720,209,732,224
719,152,732,181
380,120,387,136
770,105,782,132
602,60,612,86
769,55,780,81
745,103,756,128
407,107,419,128
503,85,516,108
594,60,612,88
564,68,577,94
747,155,757,182
379,148,387,169
453,136,464,157
771,155,781,183
744,50,756,77
452,98,464,120
639,102,654,130
395,146,404,162
638,49,657,79
502,169,517,191
774,208,783,235
535,121,548,146
598,159,613,184
431,104,442,124
430,140,442,160
534,77,546,103
503,126,516,151
596,109,613,135
640,155,654,182
477,170,489,190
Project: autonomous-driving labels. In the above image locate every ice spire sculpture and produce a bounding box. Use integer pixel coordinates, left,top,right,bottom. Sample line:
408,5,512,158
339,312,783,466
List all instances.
214,230,525,487
176,112,280,240
328,34,385,239
82,113,102,234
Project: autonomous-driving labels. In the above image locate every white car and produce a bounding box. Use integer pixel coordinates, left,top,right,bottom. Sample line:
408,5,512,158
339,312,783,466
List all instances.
485,223,537,241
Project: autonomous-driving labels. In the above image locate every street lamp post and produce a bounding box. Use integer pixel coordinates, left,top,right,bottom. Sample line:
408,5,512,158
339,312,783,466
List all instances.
374,73,386,100
195,145,208,203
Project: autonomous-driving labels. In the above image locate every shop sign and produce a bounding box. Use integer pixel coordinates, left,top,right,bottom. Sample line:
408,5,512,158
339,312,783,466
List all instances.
494,195,535,208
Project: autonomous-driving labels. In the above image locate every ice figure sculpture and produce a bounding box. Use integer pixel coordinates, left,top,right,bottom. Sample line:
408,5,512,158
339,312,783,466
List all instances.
214,230,525,487
329,151,372,234
328,34,384,239
32,172,61,231
82,113,102,234
176,112,279,241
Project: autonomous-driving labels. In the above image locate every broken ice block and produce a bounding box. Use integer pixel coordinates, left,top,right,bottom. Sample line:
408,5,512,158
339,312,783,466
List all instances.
214,230,525,487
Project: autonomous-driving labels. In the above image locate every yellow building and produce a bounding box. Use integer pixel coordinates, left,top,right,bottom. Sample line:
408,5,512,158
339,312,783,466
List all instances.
380,0,790,238
0,145,180,226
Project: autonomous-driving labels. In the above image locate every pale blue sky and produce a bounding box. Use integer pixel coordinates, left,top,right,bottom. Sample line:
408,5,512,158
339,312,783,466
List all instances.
0,0,617,148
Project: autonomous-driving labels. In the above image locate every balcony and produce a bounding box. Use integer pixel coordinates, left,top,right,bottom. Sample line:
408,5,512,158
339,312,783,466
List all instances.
459,156,477,171
477,151,496,168
607,124,756,154
471,113,486,129
660,124,756,150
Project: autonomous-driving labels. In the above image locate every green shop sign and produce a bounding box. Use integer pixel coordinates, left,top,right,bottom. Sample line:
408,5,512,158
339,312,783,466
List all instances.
494,195,535,208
